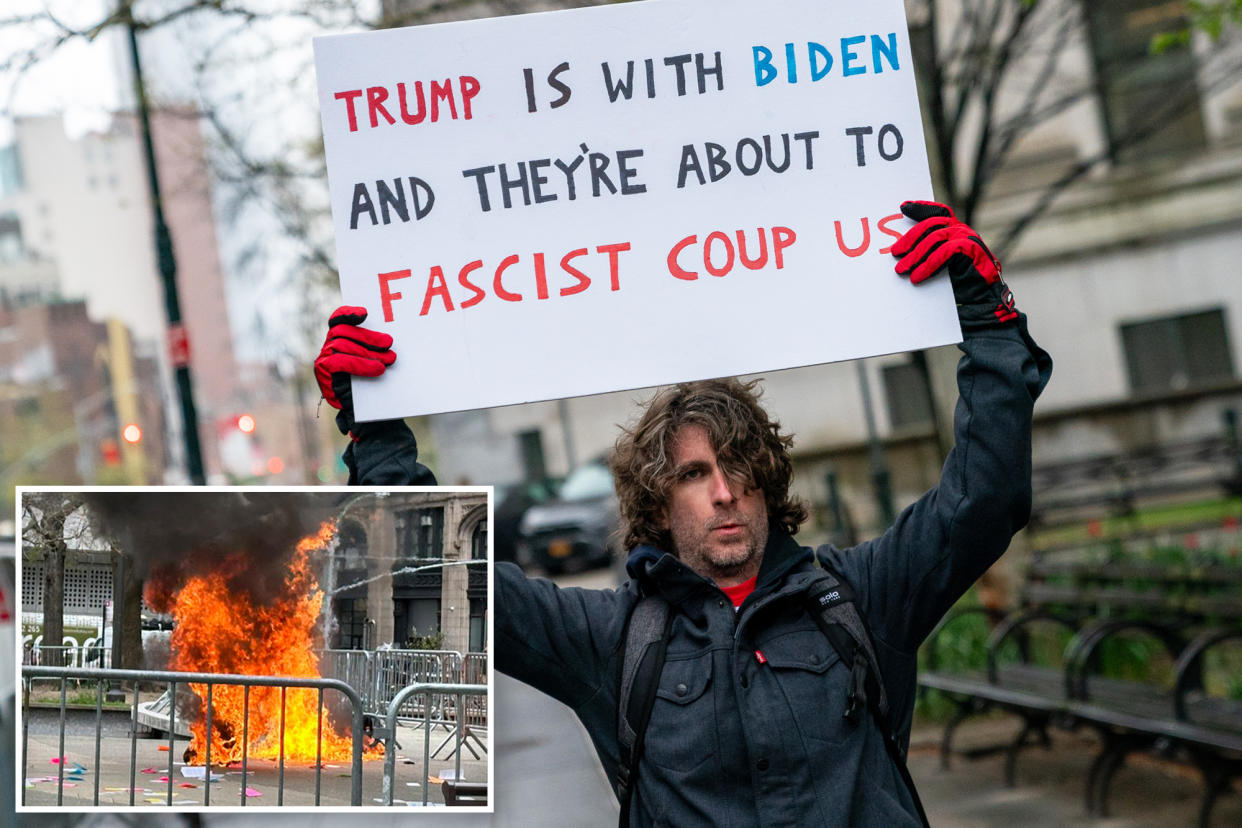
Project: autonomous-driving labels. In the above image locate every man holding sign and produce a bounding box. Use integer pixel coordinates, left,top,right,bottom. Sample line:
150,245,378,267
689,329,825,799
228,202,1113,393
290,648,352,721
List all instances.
315,200,1052,825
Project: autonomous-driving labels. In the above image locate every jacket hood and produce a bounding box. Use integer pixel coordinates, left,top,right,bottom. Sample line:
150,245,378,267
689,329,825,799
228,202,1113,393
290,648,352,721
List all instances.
625,530,812,603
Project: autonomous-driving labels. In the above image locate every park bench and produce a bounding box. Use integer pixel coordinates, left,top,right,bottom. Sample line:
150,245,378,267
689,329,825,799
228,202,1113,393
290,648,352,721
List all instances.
919,555,1242,825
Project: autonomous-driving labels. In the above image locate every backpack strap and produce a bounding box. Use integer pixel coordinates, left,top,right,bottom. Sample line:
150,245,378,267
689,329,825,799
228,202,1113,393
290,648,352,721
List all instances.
804,567,930,828
615,593,671,827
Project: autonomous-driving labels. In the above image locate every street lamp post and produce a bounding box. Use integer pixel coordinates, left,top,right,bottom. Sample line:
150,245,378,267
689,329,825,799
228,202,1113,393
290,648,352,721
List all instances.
124,3,206,484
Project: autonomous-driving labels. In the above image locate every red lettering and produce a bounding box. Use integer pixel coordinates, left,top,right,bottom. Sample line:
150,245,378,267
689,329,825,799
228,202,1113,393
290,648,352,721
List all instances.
876,212,903,255
668,235,698,281
834,218,870,258
560,248,591,297
398,82,426,125
596,243,630,291
431,79,457,122
703,231,734,277
736,228,769,270
460,76,481,120
379,269,412,322
773,227,797,268
420,266,455,316
534,252,549,300
494,254,523,301
367,86,395,128
335,90,363,132
458,260,486,308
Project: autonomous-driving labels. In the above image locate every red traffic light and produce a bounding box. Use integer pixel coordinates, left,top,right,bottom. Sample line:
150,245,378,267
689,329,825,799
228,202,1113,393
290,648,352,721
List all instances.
122,423,143,444
237,414,256,434
101,438,121,466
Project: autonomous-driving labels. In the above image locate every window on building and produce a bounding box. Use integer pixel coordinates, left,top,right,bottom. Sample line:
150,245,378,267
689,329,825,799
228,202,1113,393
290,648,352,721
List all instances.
0,144,24,198
1083,0,1206,163
394,598,441,647
0,214,23,264
338,520,367,568
334,597,369,649
1121,308,1234,393
882,359,934,430
471,520,488,560
469,599,486,653
395,507,443,560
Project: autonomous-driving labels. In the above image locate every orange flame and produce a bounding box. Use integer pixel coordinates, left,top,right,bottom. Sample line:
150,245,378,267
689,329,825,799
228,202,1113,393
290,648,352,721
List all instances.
160,521,380,764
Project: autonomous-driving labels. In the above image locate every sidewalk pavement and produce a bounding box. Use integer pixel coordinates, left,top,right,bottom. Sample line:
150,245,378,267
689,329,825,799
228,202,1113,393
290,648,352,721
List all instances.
20,707,488,808
909,716,1242,827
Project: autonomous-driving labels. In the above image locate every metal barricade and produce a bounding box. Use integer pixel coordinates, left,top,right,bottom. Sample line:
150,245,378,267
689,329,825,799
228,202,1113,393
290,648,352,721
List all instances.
23,643,112,669
315,649,377,710
372,650,462,726
461,653,488,730
380,682,487,807
21,666,366,807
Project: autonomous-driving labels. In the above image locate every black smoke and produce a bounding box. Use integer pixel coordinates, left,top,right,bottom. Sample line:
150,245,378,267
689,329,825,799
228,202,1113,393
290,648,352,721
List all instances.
82,491,343,606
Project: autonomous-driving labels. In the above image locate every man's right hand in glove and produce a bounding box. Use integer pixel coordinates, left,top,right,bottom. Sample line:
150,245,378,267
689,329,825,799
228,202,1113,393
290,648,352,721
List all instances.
314,306,395,437
313,306,435,485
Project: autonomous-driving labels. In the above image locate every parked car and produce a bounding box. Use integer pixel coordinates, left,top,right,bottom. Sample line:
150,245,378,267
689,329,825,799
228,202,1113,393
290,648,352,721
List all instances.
518,459,620,573
493,479,559,564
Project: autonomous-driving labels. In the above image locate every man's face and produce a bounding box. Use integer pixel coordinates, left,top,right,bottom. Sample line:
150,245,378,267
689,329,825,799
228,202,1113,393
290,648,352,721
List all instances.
660,424,769,586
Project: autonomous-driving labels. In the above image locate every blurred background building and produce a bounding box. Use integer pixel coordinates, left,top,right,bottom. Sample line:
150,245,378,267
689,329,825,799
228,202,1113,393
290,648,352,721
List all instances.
1,0,1240,559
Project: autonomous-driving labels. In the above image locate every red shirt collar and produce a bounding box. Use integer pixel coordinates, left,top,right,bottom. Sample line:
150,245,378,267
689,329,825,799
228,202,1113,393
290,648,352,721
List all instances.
720,575,758,609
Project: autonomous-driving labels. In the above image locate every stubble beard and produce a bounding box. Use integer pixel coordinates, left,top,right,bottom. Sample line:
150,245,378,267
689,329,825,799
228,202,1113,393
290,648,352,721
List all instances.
671,510,770,584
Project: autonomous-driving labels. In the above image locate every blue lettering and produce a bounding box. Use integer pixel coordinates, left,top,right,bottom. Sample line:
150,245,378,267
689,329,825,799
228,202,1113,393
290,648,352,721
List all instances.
753,46,775,87
871,32,900,73
809,42,832,80
785,42,798,83
841,36,866,76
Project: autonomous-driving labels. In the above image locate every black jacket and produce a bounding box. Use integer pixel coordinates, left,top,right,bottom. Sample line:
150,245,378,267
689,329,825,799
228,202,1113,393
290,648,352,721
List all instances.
347,316,1052,826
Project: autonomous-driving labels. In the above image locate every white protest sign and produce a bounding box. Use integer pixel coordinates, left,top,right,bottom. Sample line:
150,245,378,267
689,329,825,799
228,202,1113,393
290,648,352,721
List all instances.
314,0,959,421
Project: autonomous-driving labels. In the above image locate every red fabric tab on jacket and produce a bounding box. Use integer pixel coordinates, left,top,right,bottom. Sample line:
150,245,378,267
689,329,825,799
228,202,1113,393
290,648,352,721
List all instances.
754,649,767,664
721,575,757,608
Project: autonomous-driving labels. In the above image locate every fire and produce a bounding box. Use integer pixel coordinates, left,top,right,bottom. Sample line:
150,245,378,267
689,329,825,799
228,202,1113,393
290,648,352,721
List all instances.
153,521,379,765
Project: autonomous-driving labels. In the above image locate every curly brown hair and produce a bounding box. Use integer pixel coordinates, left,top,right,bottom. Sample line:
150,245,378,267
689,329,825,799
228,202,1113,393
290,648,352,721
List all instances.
610,377,808,552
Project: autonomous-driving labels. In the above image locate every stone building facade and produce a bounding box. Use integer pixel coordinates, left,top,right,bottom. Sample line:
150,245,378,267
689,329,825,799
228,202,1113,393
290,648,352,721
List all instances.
330,490,490,655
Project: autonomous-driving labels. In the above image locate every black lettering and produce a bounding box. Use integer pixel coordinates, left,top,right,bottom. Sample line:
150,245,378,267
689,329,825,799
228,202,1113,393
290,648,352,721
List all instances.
664,54,692,96
409,176,435,219
376,178,408,225
349,183,377,229
878,123,904,161
602,61,635,102
462,166,495,212
617,149,646,195
589,152,617,196
549,61,572,109
845,126,872,166
696,51,724,93
677,144,705,188
498,162,531,209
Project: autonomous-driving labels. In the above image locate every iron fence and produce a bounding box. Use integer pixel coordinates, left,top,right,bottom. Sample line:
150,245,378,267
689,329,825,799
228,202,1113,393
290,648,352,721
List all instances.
22,666,366,807
380,682,488,807
316,649,488,730
22,643,112,669
22,664,491,808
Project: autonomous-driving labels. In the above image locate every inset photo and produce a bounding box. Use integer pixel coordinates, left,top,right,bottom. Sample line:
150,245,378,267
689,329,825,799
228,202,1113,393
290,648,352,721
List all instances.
16,486,492,812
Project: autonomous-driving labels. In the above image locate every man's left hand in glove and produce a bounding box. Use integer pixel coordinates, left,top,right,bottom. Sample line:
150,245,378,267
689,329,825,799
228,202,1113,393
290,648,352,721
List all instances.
890,200,1019,329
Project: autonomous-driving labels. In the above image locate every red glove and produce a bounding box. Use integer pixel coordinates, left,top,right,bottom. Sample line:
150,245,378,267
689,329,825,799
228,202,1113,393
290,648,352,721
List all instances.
314,306,395,414
891,200,1017,327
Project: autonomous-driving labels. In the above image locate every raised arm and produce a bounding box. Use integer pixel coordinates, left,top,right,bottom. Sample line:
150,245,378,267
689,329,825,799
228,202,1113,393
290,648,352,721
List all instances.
822,201,1053,653
314,305,436,485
